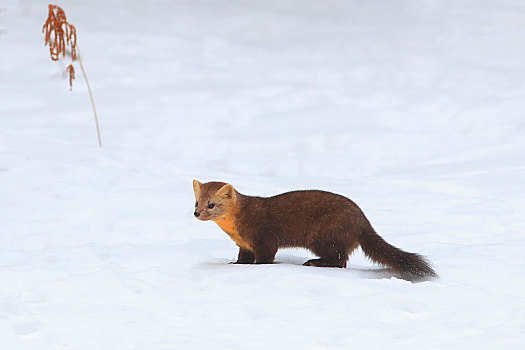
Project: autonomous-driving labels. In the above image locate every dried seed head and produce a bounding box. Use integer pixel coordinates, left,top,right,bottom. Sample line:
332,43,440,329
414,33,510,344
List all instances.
43,4,78,88
66,64,75,90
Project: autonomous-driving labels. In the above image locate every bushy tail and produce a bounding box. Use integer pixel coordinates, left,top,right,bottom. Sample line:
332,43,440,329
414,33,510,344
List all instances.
359,230,437,279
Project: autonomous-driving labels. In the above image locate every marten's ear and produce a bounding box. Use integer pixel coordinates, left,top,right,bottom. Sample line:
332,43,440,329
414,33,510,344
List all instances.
216,183,236,201
192,179,203,199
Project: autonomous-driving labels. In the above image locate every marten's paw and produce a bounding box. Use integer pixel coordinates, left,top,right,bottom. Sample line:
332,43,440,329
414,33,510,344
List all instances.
232,260,255,264
235,249,255,264
303,258,347,268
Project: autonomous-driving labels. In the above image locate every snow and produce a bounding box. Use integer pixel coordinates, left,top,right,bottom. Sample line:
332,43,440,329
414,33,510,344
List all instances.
1,0,524,348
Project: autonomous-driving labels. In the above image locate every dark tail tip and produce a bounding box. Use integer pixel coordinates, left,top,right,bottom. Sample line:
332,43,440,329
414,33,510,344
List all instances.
395,252,438,279
359,230,438,280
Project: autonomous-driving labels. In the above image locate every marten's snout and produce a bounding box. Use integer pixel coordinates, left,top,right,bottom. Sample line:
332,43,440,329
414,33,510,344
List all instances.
194,211,200,218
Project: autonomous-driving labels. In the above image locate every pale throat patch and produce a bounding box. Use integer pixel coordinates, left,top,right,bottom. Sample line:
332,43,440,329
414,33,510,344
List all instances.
213,214,252,251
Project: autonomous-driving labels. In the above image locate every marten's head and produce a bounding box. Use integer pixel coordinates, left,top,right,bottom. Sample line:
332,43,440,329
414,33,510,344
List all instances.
192,180,237,221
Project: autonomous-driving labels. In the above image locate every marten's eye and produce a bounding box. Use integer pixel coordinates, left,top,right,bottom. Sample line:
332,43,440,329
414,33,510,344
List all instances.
195,202,198,207
208,203,215,209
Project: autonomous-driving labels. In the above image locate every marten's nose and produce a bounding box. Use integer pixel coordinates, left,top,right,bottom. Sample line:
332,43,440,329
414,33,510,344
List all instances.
194,211,200,217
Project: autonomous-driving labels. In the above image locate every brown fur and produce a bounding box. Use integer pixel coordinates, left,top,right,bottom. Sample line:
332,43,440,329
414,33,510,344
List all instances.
193,180,437,279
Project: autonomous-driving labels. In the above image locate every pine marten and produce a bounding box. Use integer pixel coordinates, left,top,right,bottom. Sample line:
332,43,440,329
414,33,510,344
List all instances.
192,180,437,279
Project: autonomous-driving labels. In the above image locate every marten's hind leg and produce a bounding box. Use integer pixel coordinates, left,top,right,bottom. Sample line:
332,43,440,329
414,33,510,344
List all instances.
303,231,360,268
304,240,348,268
303,256,347,268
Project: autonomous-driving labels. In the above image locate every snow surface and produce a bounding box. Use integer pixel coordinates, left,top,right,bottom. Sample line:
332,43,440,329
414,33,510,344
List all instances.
1,0,524,348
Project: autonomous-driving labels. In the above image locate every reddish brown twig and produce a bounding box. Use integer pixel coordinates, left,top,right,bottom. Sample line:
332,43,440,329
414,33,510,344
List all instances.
42,4,101,146
43,5,77,62
66,64,75,90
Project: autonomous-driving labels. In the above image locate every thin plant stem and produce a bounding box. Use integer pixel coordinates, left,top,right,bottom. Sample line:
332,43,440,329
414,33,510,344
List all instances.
77,47,101,147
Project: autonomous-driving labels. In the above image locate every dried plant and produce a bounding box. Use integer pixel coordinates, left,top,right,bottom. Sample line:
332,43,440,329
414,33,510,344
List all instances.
42,4,102,147
66,64,75,89
42,5,77,63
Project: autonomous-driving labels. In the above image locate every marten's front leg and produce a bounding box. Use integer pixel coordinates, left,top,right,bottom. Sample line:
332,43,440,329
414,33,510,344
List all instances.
253,245,278,264
235,247,255,264
252,231,278,264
